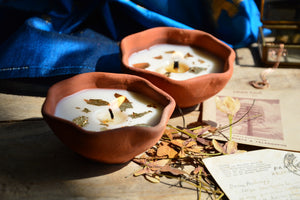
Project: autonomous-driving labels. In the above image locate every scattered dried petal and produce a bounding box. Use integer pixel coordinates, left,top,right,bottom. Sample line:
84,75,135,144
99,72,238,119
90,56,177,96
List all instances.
184,52,193,58
133,62,150,69
84,99,109,106
165,50,175,54
72,116,88,127
82,108,91,113
153,55,163,59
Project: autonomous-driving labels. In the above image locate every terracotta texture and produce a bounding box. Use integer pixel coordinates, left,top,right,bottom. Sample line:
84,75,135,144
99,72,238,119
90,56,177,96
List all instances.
42,72,176,164
120,27,235,108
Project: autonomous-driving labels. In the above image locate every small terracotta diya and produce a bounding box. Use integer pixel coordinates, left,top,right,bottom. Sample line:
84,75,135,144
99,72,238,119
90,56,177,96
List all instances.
42,72,176,164
120,27,235,108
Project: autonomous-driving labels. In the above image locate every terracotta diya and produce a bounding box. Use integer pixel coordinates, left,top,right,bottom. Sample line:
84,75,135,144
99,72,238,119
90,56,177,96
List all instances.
42,72,176,164
120,27,235,108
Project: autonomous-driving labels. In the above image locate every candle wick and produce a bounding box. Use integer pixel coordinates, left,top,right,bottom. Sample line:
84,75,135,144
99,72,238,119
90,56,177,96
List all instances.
173,60,179,69
108,108,114,119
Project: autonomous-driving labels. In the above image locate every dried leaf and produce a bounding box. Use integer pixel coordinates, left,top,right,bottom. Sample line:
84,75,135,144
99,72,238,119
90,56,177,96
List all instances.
134,167,153,176
84,99,109,106
187,145,204,153
212,139,226,154
192,126,210,136
145,174,160,183
183,138,197,148
163,129,174,140
153,159,170,166
160,165,186,176
192,166,204,175
114,93,133,111
146,148,156,156
178,149,185,158
157,145,178,158
196,137,211,146
170,139,184,148
129,111,152,119
72,116,88,127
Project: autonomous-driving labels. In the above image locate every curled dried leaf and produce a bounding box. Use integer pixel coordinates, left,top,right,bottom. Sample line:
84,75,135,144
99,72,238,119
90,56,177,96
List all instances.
212,139,226,154
145,174,160,183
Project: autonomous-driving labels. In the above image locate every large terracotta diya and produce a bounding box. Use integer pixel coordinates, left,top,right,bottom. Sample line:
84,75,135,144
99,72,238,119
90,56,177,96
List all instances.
42,72,176,164
120,27,235,108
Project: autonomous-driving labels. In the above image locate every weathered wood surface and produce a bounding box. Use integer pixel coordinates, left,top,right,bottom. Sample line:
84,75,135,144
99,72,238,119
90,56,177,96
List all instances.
1,46,300,200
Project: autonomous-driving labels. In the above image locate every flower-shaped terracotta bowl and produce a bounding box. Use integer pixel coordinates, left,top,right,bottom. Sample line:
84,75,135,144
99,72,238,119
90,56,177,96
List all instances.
42,72,175,164
120,27,235,108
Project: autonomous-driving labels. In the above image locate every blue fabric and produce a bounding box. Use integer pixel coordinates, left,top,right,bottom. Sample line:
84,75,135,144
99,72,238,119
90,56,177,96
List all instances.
0,0,263,79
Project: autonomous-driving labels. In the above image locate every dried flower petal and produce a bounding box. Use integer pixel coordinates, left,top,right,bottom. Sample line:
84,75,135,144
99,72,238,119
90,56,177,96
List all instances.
224,140,238,154
133,62,150,69
215,96,240,116
153,55,163,59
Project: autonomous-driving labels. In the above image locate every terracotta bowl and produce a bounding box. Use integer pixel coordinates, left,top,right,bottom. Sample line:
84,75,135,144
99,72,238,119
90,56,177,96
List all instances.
120,27,235,108
42,72,176,164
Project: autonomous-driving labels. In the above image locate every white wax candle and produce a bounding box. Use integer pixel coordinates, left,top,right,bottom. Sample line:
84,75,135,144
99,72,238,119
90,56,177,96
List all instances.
128,44,223,81
54,89,163,132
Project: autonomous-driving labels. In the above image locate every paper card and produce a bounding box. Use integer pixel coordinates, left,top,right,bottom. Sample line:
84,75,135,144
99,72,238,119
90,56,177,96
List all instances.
202,89,300,152
203,149,300,200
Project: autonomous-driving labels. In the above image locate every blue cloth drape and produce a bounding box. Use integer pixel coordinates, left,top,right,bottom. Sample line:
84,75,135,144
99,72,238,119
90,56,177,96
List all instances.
0,0,263,79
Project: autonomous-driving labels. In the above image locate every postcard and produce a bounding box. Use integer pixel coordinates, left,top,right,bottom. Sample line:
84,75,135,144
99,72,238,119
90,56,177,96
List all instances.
203,149,300,200
202,89,300,152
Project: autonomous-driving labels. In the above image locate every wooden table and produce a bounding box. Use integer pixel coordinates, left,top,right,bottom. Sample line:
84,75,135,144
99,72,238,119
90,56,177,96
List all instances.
1,45,300,200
